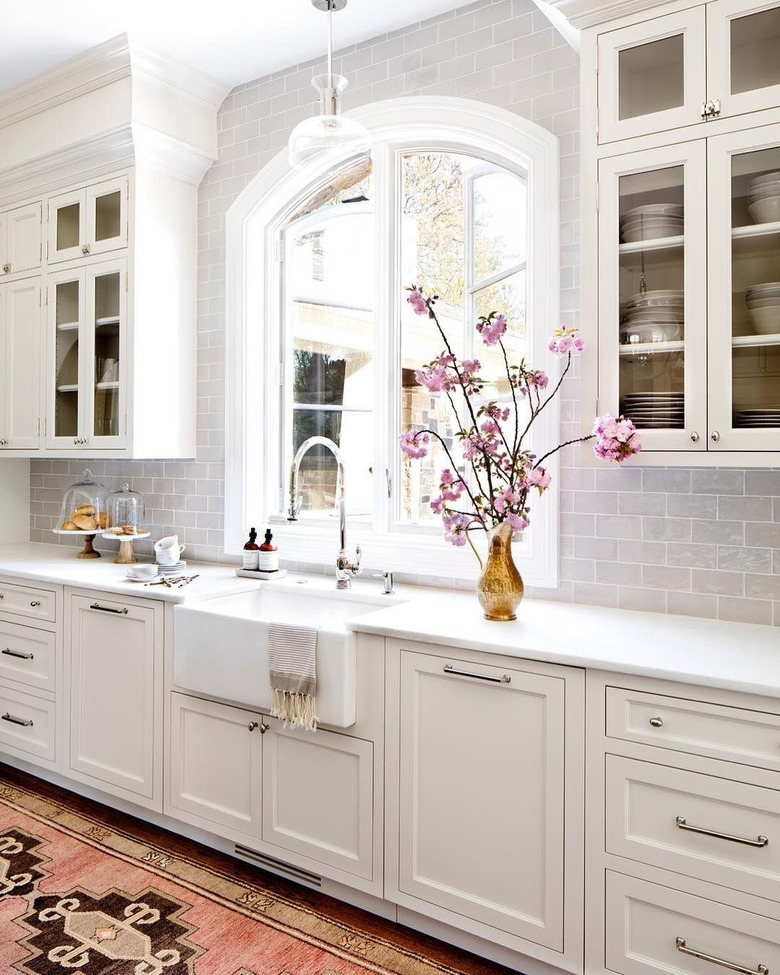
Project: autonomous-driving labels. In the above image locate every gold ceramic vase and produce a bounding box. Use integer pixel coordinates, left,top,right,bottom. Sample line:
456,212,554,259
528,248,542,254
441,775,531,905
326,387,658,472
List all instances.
476,522,524,621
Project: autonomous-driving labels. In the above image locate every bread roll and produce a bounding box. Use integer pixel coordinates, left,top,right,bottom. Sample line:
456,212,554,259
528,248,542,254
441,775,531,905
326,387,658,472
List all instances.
74,504,96,516
72,512,98,531
61,520,78,531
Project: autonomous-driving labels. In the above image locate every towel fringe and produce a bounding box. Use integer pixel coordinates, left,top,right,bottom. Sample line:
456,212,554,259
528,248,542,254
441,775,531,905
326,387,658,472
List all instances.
271,688,318,731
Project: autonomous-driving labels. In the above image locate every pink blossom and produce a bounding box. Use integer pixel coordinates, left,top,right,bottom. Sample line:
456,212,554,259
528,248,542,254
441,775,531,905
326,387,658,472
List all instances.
476,313,507,347
480,418,500,438
399,430,431,459
407,289,428,316
548,326,584,358
592,414,642,462
506,511,530,533
521,369,549,394
442,512,472,546
493,486,522,514
461,359,481,374
527,466,551,490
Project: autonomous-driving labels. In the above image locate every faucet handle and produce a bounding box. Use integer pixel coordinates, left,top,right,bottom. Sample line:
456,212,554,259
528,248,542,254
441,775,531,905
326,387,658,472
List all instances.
352,544,362,575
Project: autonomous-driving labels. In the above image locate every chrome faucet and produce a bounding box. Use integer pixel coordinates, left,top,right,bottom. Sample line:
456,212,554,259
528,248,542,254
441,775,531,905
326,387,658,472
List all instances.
287,436,361,589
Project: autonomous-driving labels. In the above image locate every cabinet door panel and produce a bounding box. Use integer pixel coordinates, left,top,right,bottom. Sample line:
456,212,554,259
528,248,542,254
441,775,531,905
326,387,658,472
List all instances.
605,871,780,975
48,189,84,264
86,176,128,256
69,594,158,803
398,651,565,949
597,8,706,144
598,143,708,452
262,720,373,880
708,0,780,120
0,684,55,765
5,203,41,275
0,619,56,692
606,755,780,901
707,123,780,450
169,692,262,839
1,278,41,449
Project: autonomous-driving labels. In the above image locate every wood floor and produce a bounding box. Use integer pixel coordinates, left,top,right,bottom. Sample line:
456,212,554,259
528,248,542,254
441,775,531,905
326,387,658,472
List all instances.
0,762,521,975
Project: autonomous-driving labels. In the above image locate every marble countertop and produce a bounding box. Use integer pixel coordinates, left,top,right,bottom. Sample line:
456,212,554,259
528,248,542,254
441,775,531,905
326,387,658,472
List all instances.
1,542,778,698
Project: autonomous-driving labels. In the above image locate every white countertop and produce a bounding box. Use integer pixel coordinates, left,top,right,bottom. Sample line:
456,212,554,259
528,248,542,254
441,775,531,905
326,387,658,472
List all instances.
1,542,778,697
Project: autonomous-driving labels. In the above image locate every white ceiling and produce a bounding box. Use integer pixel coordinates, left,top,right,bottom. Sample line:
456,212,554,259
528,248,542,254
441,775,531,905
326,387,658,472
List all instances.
2,0,485,97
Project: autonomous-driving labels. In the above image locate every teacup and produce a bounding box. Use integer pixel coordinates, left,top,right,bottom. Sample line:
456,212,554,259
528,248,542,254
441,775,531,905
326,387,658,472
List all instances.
126,564,157,581
154,535,185,566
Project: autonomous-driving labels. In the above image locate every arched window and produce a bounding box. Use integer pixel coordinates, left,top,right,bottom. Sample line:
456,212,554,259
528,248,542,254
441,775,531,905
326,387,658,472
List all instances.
225,97,560,586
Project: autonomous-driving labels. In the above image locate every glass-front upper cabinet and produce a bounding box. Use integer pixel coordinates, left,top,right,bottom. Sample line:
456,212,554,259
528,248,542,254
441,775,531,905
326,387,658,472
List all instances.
47,258,126,450
48,175,128,264
598,143,707,451
598,1,780,144
708,124,780,450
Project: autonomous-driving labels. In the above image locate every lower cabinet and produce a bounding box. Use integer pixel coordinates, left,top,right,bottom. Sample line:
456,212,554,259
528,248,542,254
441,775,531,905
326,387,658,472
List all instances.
167,691,377,889
385,640,584,971
67,590,162,809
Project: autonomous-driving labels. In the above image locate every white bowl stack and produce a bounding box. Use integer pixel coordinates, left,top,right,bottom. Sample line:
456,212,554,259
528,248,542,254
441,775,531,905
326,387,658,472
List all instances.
745,282,780,335
622,391,685,429
620,204,684,243
620,289,685,345
748,171,780,224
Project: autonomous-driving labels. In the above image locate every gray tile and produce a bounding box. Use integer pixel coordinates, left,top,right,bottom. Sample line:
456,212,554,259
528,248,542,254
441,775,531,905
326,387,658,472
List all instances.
667,543,718,569
667,591,719,620
619,540,667,565
718,596,773,626
718,495,774,522
572,582,620,608
573,536,619,561
618,492,666,516
746,471,780,497
642,564,691,591
718,546,772,573
619,587,667,614
641,467,691,495
746,522,780,548
692,519,744,545
596,514,642,540
596,561,641,586
691,470,745,495
667,494,718,519
745,573,780,600
643,517,692,543
691,569,744,597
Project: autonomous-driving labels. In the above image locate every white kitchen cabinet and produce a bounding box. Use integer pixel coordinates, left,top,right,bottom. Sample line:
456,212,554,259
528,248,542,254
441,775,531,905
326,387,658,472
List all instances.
597,0,780,144
67,590,162,809
0,201,42,277
586,670,780,975
386,641,584,969
167,691,377,887
583,0,780,463
0,276,43,450
0,576,61,772
46,259,127,450
47,176,128,264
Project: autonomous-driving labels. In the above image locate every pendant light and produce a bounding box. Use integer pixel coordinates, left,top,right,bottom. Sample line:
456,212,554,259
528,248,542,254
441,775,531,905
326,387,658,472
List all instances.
288,0,371,171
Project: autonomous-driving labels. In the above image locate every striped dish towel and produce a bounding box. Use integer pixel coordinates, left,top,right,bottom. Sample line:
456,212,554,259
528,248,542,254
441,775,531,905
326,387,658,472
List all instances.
268,622,318,731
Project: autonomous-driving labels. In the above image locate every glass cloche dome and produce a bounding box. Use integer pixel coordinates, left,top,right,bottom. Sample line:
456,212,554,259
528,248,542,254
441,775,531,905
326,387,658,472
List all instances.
57,469,109,533
107,483,145,535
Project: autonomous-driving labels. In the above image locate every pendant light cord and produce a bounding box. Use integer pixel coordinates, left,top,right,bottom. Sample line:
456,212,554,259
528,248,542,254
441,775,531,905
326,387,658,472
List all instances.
327,0,333,81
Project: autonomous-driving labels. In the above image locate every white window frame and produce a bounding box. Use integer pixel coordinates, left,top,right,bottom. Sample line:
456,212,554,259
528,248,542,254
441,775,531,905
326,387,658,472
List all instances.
225,96,560,586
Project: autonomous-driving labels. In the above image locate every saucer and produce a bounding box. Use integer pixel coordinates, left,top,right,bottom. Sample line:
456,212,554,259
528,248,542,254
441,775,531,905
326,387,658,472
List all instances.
125,572,159,583
156,561,186,574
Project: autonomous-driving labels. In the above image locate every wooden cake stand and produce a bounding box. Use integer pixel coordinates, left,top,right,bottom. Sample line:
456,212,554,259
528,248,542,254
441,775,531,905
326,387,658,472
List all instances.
101,530,151,565
52,528,103,559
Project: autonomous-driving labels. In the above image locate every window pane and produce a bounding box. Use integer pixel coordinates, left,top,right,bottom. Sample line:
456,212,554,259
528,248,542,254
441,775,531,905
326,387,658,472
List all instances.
292,409,373,517
474,271,527,396
473,172,527,282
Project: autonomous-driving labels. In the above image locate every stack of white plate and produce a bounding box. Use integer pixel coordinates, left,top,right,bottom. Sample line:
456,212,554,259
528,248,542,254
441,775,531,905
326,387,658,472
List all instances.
620,289,684,344
157,560,187,574
748,171,780,224
745,282,780,335
734,407,780,428
622,391,685,428
620,204,684,243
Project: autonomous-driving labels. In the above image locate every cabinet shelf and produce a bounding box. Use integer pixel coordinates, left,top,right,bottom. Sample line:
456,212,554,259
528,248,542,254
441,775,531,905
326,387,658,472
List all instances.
95,316,120,327
95,381,119,390
732,332,780,348
619,235,685,254
56,321,79,332
56,384,79,393
619,341,685,356
733,220,780,241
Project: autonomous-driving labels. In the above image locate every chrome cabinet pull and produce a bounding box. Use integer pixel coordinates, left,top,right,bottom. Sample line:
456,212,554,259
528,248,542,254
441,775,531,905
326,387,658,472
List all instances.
259,721,270,734
711,430,721,443
676,937,768,975
89,603,128,615
690,431,700,443
676,816,768,847
649,716,664,727
443,664,511,684
82,244,91,254
248,721,258,731
29,600,41,608
2,712,33,727
2,647,34,660
2,263,10,273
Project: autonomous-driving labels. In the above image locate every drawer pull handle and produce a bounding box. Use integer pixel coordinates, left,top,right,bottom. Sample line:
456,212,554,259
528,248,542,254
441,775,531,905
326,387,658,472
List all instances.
29,600,41,608
676,816,768,848
1,712,34,727
649,716,664,727
676,937,768,975
89,603,128,615
2,647,34,660
443,665,511,684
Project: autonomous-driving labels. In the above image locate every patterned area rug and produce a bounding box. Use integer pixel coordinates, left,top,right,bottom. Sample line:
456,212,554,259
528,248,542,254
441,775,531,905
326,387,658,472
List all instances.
0,779,487,975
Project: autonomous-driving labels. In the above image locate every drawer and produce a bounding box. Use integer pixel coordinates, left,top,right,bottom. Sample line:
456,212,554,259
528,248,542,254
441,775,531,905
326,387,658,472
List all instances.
0,685,55,764
606,686,780,771
606,755,780,902
605,871,780,975
0,620,56,692
0,580,57,624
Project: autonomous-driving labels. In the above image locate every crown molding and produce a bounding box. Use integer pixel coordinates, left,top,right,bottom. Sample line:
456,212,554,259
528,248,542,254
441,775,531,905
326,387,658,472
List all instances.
543,0,681,30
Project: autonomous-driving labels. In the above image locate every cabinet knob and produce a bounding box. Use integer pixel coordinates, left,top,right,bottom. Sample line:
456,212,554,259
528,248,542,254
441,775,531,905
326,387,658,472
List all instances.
29,600,41,608
0,439,8,446
81,244,91,255
689,431,700,443
710,430,721,443
248,721,259,731
649,716,664,728
2,263,10,274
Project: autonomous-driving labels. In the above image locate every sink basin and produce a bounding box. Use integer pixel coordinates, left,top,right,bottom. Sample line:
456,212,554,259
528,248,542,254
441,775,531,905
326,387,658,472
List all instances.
173,580,398,728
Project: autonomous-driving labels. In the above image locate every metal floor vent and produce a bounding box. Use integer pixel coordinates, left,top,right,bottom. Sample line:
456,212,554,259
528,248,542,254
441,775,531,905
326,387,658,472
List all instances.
234,844,322,888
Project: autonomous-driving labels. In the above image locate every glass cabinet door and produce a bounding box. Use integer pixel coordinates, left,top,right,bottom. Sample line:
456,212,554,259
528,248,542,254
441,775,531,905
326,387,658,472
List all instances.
598,143,707,451
48,176,128,264
707,0,780,120
49,270,84,444
597,7,706,144
48,189,85,265
708,124,780,450
88,261,125,444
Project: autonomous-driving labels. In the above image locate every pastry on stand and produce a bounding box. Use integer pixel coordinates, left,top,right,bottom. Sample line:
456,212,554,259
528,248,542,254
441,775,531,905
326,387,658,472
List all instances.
102,483,149,564
52,470,110,559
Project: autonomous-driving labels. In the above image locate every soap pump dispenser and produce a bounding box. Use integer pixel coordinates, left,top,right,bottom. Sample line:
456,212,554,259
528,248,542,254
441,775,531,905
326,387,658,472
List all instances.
258,529,279,572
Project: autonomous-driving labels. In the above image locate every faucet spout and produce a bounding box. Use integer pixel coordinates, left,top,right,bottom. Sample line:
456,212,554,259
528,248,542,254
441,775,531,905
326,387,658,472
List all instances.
288,436,361,588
